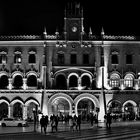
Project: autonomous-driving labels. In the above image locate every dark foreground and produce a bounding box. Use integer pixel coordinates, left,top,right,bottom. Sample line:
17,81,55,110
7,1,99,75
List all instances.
1,122,140,140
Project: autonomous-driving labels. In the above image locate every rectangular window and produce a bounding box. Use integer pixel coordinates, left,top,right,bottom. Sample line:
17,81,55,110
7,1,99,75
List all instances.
126,54,132,64
58,53,64,64
111,54,118,64
29,54,36,64
124,79,133,87
110,79,119,87
14,54,22,64
83,54,89,64
71,54,77,64
0,54,7,64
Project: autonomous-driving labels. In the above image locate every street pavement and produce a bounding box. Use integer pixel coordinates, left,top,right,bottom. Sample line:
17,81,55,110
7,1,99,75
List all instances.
1,121,140,139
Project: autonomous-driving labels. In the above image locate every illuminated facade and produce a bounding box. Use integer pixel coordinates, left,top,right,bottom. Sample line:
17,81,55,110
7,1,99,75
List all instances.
0,3,140,122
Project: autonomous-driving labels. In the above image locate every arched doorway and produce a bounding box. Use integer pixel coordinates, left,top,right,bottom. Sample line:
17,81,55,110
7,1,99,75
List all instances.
107,100,122,121
13,75,23,89
77,99,95,121
27,102,38,122
0,102,8,119
74,93,100,122
123,102,135,121
0,75,8,89
56,74,67,89
51,98,69,121
13,102,23,119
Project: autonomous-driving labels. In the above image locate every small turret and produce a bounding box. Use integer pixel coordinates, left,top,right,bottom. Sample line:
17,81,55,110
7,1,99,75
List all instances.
101,27,105,37
43,27,47,39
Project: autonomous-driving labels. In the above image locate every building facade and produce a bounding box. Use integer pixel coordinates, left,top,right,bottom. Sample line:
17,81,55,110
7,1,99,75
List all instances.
0,3,140,122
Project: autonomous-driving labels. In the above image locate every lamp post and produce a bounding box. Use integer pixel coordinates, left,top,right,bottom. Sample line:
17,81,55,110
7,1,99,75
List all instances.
33,108,36,132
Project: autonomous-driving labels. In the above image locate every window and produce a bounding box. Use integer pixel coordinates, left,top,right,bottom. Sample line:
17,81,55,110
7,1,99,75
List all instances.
110,73,120,88
124,74,134,88
0,53,7,64
58,53,64,64
14,54,21,64
71,54,77,64
126,54,132,64
111,54,118,64
29,54,36,64
83,54,89,64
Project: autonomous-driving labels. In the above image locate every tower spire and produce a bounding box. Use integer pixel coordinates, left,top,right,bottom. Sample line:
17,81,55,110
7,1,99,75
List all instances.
101,27,105,36
43,27,47,39
89,27,92,35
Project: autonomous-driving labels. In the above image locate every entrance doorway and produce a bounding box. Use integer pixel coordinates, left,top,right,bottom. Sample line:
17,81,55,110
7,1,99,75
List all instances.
77,99,95,122
124,102,135,121
0,102,8,119
51,98,70,121
13,102,23,119
27,102,38,122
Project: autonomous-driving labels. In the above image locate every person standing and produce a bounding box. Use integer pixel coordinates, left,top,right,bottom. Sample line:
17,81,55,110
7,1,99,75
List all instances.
105,113,112,129
76,115,81,131
40,115,46,133
44,115,49,134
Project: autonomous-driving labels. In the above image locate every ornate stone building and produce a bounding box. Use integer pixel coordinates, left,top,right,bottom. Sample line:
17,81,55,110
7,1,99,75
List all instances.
0,3,140,122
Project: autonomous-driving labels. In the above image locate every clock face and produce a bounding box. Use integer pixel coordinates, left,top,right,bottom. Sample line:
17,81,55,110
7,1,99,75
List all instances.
71,26,77,32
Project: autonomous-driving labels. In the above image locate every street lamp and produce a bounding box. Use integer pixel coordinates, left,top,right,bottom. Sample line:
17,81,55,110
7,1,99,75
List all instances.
33,108,36,132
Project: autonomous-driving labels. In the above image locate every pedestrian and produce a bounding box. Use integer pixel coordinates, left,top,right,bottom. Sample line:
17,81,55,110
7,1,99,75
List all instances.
51,114,58,132
90,113,94,127
69,116,74,131
76,115,81,131
54,115,59,132
40,115,46,133
94,114,99,127
105,113,112,129
44,115,49,134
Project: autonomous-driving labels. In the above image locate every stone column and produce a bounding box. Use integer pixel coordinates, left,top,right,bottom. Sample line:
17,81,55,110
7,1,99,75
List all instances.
23,78,27,90
120,79,124,90
67,78,69,89
23,105,28,120
78,77,82,87
8,105,13,118
8,78,13,90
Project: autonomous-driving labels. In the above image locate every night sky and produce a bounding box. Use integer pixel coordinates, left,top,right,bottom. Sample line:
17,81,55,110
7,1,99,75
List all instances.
0,0,139,36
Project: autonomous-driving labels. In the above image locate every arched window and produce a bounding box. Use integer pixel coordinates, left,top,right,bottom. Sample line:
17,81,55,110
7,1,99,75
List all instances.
69,75,78,88
0,75,8,89
124,74,134,88
13,75,23,89
27,75,37,87
81,75,90,89
110,73,120,88
56,75,67,89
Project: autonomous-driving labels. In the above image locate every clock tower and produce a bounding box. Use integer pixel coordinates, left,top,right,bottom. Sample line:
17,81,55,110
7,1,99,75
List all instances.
64,2,84,41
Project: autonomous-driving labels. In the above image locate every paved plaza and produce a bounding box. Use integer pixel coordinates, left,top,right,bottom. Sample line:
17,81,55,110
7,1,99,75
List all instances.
1,121,140,139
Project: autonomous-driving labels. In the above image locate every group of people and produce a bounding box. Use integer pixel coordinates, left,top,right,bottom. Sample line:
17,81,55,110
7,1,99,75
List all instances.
104,113,112,129
40,115,49,134
69,115,81,131
40,114,81,133
39,113,112,134
40,114,59,133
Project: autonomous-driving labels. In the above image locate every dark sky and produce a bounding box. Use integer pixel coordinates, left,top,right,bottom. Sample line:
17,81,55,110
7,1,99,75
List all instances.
0,0,139,36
